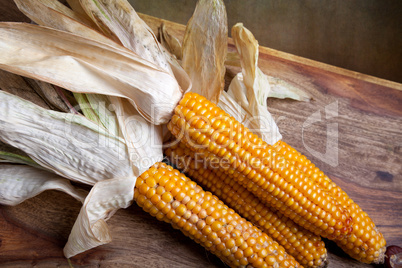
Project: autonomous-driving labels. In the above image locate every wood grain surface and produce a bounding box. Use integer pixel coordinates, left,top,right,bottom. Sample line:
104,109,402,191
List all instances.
1,1,401,267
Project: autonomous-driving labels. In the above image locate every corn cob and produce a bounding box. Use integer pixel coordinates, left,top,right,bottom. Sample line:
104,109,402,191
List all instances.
165,142,328,268
167,92,352,240
134,162,301,268
273,140,386,264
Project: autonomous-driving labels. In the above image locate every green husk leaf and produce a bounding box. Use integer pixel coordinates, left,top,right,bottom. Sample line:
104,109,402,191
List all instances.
73,92,103,126
0,151,42,169
0,164,87,206
85,93,119,135
181,0,228,103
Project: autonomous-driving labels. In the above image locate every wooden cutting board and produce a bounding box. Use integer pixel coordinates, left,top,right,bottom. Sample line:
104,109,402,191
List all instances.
1,1,401,267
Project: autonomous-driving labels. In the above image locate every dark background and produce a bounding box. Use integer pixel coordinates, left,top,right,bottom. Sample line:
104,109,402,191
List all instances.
130,0,402,84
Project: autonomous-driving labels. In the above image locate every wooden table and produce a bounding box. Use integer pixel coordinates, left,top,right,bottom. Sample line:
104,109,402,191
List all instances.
1,1,401,267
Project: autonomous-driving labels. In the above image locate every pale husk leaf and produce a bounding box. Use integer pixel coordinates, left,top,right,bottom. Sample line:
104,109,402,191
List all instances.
231,23,263,114
218,81,282,145
217,91,248,123
266,76,311,101
0,22,183,125
79,0,173,75
0,164,87,206
226,45,310,102
0,90,133,185
63,175,136,258
182,0,228,103
13,0,112,44
109,97,164,176
224,23,282,144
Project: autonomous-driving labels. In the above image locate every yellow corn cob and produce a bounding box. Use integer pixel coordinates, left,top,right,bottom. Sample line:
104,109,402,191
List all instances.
165,142,328,268
167,92,352,240
134,162,301,268
273,140,386,264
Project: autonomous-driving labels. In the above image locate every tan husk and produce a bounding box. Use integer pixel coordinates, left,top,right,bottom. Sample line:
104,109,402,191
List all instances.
178,3,282,144
64,175,136,258
66,0,99,25
158,23,183,60
12,0,177,171
0,22,183,125
181,0,227,104
76,0,191,95
220,23,282,144
13,0,111,44
24,78,71,112
79,0,173,75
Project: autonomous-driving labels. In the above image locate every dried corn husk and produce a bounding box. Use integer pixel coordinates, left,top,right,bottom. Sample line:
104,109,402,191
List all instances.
79,0,173,74
266,76,310,101
219,23,282,144
13,0,111,44
0,90,143,256
0,164,87,206
12,0,177,167
0,22,183,125
0,90,133,185
64,175,136,258
225,51,310,102
76,0,191,94
109,96,164,175
181,0,227,103
230,23,268,116
1,1,181,256
66,0,98,25
178,2,280,144
24,78,71,112
158,23,183,60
